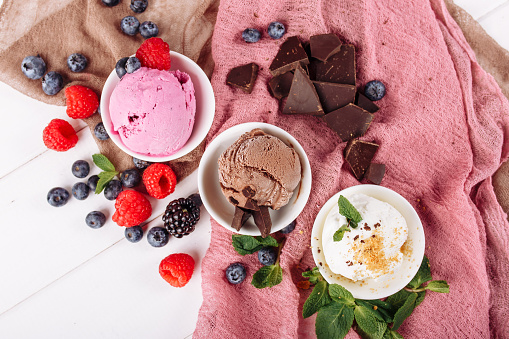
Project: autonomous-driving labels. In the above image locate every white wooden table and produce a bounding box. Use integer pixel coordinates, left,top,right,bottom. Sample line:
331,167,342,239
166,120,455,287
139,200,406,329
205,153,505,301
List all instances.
0,1,507,338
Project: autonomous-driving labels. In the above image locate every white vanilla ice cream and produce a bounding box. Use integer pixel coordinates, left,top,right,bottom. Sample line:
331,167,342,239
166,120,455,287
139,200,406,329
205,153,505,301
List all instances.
322,193,408,281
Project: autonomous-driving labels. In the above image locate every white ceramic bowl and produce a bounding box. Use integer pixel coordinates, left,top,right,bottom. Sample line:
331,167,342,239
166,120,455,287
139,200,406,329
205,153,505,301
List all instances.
311,184,425,300
100,51,215,162
198,122,312,236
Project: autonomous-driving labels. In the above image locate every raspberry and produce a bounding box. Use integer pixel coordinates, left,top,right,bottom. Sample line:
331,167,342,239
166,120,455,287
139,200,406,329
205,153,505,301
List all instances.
43,119,78,151
142,163,177,199
65,85,99,119
159,253,195,287
135,37,171,71
112,190,152,227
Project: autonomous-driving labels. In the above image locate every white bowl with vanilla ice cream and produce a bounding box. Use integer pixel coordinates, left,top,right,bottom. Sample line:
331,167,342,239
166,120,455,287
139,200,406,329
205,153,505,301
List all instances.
311,185,425,299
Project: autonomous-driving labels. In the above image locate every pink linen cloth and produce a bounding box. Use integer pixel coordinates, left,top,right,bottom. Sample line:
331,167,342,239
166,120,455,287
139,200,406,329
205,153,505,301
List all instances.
194,0,509,338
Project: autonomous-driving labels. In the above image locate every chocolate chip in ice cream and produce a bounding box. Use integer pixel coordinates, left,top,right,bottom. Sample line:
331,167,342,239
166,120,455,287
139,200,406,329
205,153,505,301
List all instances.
269,36,309,77
226,63,259,94
242,186,256,198
309,33,342,62
344,139,379,180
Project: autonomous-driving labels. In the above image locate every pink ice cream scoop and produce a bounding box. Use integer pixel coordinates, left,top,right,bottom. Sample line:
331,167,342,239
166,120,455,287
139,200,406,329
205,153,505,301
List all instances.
109,67,196,156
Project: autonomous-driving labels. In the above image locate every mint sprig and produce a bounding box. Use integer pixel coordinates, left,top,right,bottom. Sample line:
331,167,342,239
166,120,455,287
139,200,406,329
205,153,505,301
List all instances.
338,195,362,228
232,234,278,255
333,225,351,242
92,153,119,193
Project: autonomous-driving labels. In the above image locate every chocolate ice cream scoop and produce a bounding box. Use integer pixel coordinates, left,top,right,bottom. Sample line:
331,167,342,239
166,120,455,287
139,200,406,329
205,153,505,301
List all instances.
218,128,302,210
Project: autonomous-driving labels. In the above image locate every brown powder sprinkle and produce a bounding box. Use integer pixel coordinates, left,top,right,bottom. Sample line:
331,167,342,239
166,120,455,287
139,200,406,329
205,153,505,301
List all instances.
351,231,398,276
374,222,381,229
354,235,359,241
372,235,376,238
360,240,365,243
364,225,371,231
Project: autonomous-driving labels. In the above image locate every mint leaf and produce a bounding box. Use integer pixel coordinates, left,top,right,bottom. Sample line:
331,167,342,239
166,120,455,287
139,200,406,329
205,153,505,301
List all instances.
382,328,404,339
338,195,362,224
251,264,282,289
386,289,413,309
407,255,432,289
256,235,279,247
315,300,354,339
92,153,116,172
357,300,394,323
391,292,418,331
303,280,332,318
302,267,322,285
354,305,387,339
95,171,118,194
425,280,450,293
231,234,278,255
354,300,385,322
360,299,394,311
333,225,351,242
415,291,426,307
328,284,355,306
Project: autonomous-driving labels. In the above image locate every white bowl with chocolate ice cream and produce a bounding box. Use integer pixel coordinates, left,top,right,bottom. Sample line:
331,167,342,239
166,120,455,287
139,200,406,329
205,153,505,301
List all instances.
198,122,311,236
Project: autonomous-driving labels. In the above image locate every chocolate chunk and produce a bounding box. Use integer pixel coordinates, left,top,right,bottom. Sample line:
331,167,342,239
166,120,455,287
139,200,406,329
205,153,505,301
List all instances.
226,63,259,94
242,186,256,198
312,81,355,113
231,207,251,231
308,44,356,85
269,36,309,77
238,198,260,211
365,163,385,185
269,71,294,99
323,103,374,142
344,139,379,180
253,206,272,238
355,92,379,113
310,33,342,62
282,65,324,116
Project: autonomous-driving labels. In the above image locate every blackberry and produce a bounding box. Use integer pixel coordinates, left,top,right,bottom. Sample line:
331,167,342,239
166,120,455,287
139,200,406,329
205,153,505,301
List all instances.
21,55,46,80
162,197,200,238
67,53,88,72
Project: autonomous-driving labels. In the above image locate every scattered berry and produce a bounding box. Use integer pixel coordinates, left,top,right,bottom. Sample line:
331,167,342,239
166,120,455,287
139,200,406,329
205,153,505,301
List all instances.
130,0,148,13
72,182,90,200
125,225,143,242
120,16,140,36
188,193,203,208
136,37,171,71
120,168,141,188
133,157,151,169
47,187,70,207
364,80,386,101
267,21,285,39
94,122,109,140
225,263,246,284
65,85,99,119
88,175,100,192
42,71,63,95
104,180,123,200
279,220,296,234
159,253,195,287
112,190,152,227
139,21,159,39
21,55,46,80
147,227,170,247
43,119,78,151
258,247,278,266
242,28,261,43
115,57,129,79
142,163,177,199
67,53,88,72
71,160,90,178
162,197,200,238
102,0,120,7
86,211,106,229
125,57,141,74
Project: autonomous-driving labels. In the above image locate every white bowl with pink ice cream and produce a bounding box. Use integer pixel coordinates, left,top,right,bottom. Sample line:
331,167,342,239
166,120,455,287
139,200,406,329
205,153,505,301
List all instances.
100,51,215,162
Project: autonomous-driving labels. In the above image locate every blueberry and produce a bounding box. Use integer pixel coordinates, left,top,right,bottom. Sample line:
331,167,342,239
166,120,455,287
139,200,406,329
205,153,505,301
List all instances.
125,57,141,74
279,220,296,234
132,157,151,169
188,193,202,208
21,55,46,80
41,71,63,96
267,21,285,39
87,175,100,192
67,53,88,72
72,182,90,200
130,0,148,13
104,180,123,200
120,169,141,188
147,227,169,247
242,28,261,43
258,247,278,266
102,0,120,6
71,160,90,178
120,16,140,36
86,211,106,229
139,21,159,39
47,187,70,207
364,80,386,101
125,225,144,242
94,122,109,140
115,57,129,79
225,263,246,284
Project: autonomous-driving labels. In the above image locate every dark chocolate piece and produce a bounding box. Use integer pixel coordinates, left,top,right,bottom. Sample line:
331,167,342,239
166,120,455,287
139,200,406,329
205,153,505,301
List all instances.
365,163,385,185
355,92,379,113
344,139,379,180
232,207,250,231
269,71,294,99
283,65,324,116
312,81,355,113
310,33,342,62
226,63,259,94
253,206,272,238
269,36,309,77
242,186,256,198
323,103,374,142
308,44,356,85
239,198,260,211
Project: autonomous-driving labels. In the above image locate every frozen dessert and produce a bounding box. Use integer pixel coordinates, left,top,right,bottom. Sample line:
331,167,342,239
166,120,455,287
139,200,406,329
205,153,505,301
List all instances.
218,128,301,211
109,67,196,156
322,193,408,281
